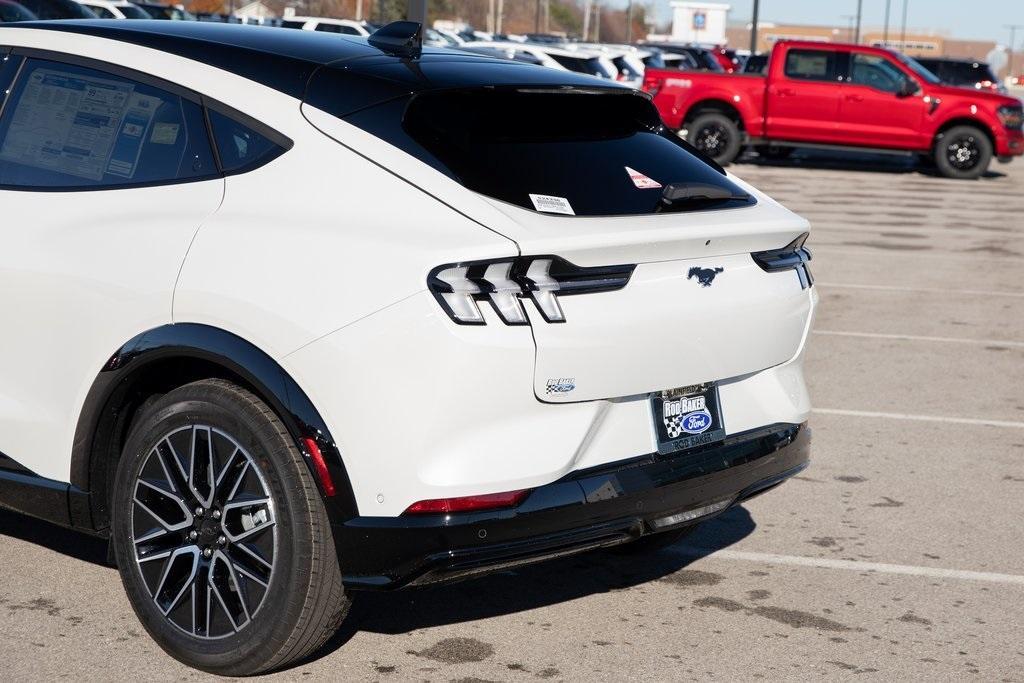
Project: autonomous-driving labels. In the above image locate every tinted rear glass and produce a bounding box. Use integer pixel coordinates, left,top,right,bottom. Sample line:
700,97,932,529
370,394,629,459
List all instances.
389,89,750,217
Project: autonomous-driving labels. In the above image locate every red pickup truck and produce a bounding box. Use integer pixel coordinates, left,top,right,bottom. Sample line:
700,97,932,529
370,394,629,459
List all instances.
642,40,1024,179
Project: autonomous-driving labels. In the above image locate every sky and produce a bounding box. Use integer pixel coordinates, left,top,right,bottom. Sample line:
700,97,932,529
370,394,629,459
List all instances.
607,0,1024,45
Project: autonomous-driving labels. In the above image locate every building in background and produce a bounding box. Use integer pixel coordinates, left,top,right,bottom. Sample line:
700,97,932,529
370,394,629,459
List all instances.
669,1,730,45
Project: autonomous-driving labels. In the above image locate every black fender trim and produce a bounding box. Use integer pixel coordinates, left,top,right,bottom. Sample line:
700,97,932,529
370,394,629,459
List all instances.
70,323,359,532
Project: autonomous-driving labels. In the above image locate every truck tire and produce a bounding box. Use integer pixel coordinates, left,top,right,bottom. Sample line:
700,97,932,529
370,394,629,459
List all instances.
111,379,349,675
686,112,743,166
933,125,992,179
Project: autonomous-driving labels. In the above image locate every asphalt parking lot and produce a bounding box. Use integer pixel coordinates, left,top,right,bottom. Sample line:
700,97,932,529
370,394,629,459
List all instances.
2,151,1023,681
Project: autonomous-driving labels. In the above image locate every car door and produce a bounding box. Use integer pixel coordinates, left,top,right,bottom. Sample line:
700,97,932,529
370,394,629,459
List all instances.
765,47,846,143
0,51,223,482
836,52,925,149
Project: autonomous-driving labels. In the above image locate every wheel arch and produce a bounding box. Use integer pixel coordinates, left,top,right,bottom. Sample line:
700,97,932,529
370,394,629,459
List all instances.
683,98,746,131
933,117,996,151
71,323,358,533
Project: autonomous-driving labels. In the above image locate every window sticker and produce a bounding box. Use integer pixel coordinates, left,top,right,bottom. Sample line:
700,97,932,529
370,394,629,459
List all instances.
0,68,138,181
150,122,180,145
105,92,160,178
528,193,575,215
625,166,662,189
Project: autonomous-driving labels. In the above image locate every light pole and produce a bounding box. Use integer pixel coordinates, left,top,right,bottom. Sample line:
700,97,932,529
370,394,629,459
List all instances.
899,0,909,49
883,0,891,44
854,0,862,44
1008,25,1023,78
841,14,856,42
406,0,426,23
750,0,760,55
626,0,633,44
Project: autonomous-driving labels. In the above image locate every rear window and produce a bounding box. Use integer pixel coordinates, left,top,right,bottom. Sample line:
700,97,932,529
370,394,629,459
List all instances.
548,53,609,78
784,49,836,81
378,89,751,217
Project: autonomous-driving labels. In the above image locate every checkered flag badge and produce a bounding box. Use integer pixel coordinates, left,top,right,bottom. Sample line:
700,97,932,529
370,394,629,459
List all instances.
665,413,684,439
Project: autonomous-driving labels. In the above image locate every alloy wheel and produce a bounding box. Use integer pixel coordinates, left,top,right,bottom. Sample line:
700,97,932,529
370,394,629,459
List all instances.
945,134,980,170
130,425,277,639
693,123,729,157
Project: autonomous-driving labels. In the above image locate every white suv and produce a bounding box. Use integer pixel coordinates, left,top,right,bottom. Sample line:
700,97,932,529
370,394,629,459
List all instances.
0,20,816,675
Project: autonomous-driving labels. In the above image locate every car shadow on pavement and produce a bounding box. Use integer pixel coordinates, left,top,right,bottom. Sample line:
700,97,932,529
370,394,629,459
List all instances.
308,505,756,664
0,507,110,566
738,149,1007,179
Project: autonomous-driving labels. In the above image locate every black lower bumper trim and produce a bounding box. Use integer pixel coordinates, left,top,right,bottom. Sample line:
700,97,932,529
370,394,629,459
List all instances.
334,422,809,589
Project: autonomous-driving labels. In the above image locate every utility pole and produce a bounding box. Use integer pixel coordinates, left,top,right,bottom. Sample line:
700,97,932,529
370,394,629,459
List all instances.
841,14,856,42
582,0,591,41
496,0,504,34
406,0,426,24
854,0,863,44
750,0,759,54
1008,25,1023,78
594,3,601,41
626,0,633,44
899,0,909,50
882,0,891,44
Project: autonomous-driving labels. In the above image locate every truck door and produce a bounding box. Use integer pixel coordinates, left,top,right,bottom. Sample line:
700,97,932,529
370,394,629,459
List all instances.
836,52,925,149
764,47,845,143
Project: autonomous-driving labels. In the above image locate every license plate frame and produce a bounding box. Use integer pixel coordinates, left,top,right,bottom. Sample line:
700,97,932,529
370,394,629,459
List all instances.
651,383,726,455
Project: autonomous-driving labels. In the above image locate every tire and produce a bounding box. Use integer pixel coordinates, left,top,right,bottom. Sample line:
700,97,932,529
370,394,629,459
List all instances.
686,112,743,166
933,125,992,179
754,144,794,160
111,379,349,675
612,524,698,555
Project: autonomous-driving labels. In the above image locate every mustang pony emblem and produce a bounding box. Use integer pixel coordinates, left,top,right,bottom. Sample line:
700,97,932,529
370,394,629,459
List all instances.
687,266,724,287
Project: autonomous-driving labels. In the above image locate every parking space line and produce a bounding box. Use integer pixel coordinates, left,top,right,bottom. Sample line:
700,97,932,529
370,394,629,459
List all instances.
813,330,1024,348
678,548,1024,586
812,408,1024,429
816,282,1024,299
809,246,1024,263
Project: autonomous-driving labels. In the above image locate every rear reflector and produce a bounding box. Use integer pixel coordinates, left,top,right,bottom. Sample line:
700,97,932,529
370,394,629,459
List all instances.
403,489,531,515
651,498,732,530
301,437,336,497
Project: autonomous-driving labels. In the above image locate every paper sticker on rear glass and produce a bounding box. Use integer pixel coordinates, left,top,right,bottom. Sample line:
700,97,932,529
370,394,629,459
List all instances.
0,68,157,182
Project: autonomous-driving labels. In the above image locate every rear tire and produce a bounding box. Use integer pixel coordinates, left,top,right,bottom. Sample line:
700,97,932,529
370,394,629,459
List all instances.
111,379,349,675
612,524,698,555
933,125,992,179
686,112,743,166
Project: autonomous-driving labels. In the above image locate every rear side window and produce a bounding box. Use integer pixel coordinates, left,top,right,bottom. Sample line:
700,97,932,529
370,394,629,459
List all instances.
784,49,836,81
206,107,285,174
0,58,217,189
850,53,910,93
386,89,751,217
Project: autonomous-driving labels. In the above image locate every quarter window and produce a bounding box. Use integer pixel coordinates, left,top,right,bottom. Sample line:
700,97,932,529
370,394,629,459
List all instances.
850,53,910,93
206,107,285,174
0,58,217,189
784,49,837,82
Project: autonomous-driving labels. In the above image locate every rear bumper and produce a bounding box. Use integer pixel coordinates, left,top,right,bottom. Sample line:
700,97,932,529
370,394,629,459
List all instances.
334,422,809,589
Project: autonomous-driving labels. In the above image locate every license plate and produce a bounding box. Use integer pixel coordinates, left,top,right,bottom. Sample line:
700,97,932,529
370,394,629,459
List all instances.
651,384,726,455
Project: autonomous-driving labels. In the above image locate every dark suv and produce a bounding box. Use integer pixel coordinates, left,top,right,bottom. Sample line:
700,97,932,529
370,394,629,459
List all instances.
915,57,1005,94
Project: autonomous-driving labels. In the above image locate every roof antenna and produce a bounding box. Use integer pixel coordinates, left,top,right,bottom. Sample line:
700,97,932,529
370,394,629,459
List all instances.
368,21,423,59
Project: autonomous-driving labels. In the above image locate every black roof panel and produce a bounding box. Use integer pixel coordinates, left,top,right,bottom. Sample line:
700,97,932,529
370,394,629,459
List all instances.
0,20,621,101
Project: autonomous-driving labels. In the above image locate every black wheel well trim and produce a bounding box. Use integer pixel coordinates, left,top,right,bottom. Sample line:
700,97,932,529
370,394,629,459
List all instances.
70,323,359,532
684,99,745,130
933,118,995,150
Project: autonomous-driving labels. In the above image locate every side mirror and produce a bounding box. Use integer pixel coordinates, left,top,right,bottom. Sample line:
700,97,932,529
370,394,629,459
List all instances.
897,80,919,98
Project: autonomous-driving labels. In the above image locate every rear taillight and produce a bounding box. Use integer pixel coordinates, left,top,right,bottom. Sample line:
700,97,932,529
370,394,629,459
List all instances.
403,489,531,515
428,256,635,325
752,233,814,289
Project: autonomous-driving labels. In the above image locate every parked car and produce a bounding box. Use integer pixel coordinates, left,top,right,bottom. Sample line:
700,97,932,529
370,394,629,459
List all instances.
464,41,616,79
279,16,370,36
642,40,1024,178
742,53,768,74
914,57,1006,94
642,41,725,72
78,0,148,18
0,0,36,21
0,19,815,676
132,2,194,20
661,50,701,70
15,0,93,18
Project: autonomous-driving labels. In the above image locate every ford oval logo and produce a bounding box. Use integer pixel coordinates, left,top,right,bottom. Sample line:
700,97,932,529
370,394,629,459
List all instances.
681,410,713,435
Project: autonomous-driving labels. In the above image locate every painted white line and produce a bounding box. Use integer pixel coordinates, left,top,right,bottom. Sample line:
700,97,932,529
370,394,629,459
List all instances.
810,245,1024,264
816,281,1024,299
813,329,1024,349
677,548,1024,586
812,408,1024,430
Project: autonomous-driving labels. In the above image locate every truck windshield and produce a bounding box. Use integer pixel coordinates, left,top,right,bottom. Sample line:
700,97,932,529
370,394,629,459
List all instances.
895,53,941,84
